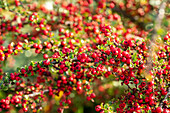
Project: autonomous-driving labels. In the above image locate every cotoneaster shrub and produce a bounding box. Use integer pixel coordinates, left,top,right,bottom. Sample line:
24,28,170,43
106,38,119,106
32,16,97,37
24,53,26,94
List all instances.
0,0,169,113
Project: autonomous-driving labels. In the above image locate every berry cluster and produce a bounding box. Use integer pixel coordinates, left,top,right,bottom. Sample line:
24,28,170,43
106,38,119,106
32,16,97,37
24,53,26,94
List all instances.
0,0,169,113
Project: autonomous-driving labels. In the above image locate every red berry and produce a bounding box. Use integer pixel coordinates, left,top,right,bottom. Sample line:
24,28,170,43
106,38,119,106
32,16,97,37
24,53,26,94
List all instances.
124,80,129,85
90,93,96,98
92,53,97,58
86,96,91,101
61,41,66,46
95,105,101,112
33,43,38,48
164,35,168,41
43,54,48,59
57,108,63,113
23,107,28,112
8,49,13,54
61,76,66,81
109,58,115,64
134,79,139,84
110,3,115,8
156,107,162,113
120,75,125,80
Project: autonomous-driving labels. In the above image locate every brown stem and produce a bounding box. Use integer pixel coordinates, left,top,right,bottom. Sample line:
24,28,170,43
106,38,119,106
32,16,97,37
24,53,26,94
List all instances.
24,89,49,98
145,0,168,108
146,0,167,76
112,6,146,29
159,87,170,107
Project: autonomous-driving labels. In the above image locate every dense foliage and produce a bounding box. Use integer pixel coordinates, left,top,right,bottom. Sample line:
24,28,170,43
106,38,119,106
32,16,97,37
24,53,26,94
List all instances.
0,0,169,113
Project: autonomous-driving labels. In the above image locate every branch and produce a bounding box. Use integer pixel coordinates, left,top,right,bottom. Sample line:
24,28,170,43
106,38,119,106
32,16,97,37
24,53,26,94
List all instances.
24,89,64,113
24,89,49,98
112,6,146,29
145,0,168,108
159,87,170,107
146,0,167,76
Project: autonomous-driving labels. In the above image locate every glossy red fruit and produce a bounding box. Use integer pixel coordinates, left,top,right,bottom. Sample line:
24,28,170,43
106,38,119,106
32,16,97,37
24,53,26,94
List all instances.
95,105,101,112
156,107,162,113
90,93,96,98
23,107,28,112
134,79,139,84
43,54,48,59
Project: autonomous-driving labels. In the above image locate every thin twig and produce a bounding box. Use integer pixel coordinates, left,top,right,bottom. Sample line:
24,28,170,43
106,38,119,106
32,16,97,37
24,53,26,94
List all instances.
159,87,170,107
146,0,167,76
145,0,168,108
24,89,49,98
112,6,146,29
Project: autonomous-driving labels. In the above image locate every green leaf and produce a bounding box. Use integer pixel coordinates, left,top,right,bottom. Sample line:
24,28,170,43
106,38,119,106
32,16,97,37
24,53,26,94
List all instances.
41,27,46,30
145,23,153,30
159,59,164,63
160,78,163,84
22,43,27,48
142,110,145,113
133,58,137,62
8,94,13,98
130,62,133,68
65,61,69,66
3,86,8,91
36,27,40,31
97,45,101,49
162,49,166,52
27,72,32,76
70,54,74,59
120,62,124,67
100,45,104,49
148,110,152,113
59,51,63,56
157,28,165,35
134,63,136,67
104,104,109,109
1,84,4,88
163,66,166,69
30,61,34,66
